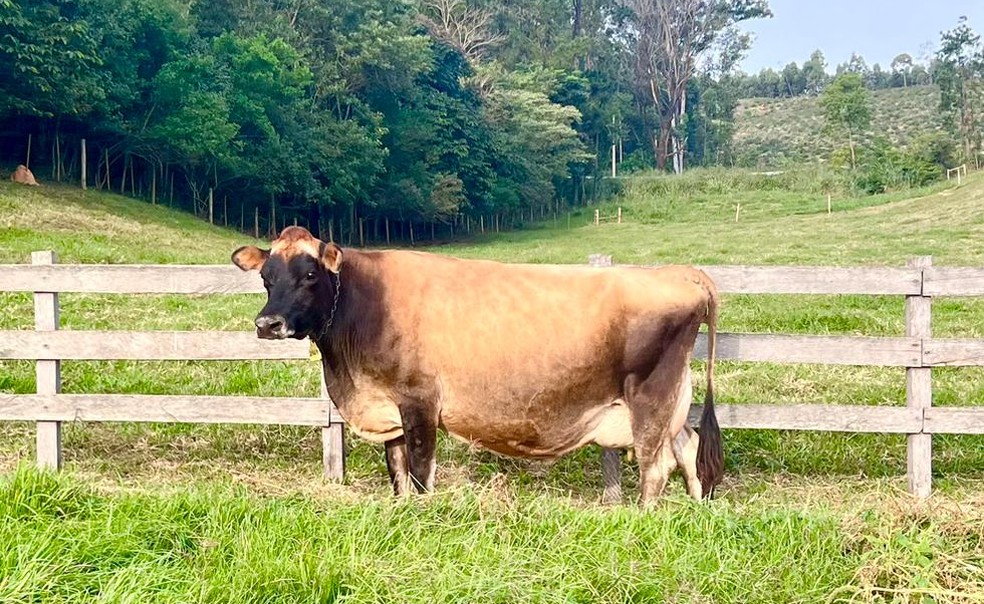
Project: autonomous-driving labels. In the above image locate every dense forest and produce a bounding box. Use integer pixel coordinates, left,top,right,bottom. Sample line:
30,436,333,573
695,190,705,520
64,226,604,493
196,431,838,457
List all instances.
1,1,982,242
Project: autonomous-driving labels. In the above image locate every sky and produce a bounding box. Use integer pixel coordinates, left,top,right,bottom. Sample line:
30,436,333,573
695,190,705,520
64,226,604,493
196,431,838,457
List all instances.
736,0,984,73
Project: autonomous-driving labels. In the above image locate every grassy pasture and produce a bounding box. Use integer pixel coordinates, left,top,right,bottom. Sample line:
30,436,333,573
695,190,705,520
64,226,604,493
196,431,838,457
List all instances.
2,171,984,602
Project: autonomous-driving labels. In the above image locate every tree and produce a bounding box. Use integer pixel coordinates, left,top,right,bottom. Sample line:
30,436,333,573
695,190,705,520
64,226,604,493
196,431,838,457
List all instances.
935,16,984,163
801,50,828,95
891,53,913,88
780,61,804,96
625,0,771,172
820,72,872,168
417,0,503,63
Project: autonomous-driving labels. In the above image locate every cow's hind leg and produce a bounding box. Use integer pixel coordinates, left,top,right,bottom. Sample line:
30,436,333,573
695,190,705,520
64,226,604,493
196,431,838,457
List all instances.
397,400,440,493
384,436,412,496
672,426,702,500
628,331,696,505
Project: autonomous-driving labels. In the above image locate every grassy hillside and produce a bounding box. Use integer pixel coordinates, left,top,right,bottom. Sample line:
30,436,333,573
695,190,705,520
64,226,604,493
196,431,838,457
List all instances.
734,85,944,168
2,175,984,602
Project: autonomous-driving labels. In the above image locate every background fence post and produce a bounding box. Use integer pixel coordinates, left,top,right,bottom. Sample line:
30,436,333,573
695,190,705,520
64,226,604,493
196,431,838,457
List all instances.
906,256,933,498
589,253,621,502
33,251,62,470
321,371,345,481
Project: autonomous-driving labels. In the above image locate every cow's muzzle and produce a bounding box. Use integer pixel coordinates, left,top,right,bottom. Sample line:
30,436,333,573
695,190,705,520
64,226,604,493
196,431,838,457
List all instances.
255,314,293,340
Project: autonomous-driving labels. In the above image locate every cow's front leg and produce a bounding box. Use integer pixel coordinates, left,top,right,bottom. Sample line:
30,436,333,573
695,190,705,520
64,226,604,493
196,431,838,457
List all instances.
384,436,412,496
397,400,440,493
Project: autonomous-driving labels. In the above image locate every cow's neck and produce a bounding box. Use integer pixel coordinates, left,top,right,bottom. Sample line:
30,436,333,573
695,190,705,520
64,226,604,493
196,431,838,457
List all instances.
311,251,386,408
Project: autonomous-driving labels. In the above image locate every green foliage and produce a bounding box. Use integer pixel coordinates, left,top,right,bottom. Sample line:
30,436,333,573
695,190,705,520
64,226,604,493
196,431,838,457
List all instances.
0,0,958,236
484,68,591,209
935,16,984,162
820,72,873,167
0,0,104,117
849,137,944,194
0,0,608,238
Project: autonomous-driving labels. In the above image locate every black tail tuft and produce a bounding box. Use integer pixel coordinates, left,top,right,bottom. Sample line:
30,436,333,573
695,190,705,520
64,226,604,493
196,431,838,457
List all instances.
696,390,724,499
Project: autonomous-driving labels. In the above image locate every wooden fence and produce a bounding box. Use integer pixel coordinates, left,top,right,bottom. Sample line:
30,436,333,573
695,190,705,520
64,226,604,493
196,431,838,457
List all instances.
594,207,622,225
3,251,984,498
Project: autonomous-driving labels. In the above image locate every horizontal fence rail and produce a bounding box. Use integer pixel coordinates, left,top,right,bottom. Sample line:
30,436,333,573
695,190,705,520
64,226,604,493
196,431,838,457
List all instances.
6,330,975,368
8,263,984,296
2,252,984,498
0,394,342,425
0,264,264,294
0,330,310,361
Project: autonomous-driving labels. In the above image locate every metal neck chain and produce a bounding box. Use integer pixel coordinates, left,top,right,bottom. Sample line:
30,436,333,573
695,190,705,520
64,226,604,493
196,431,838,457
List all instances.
323,270,342,332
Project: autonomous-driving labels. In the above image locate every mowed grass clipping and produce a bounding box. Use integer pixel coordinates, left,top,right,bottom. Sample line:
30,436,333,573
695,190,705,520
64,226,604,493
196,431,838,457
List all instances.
5,466,984,604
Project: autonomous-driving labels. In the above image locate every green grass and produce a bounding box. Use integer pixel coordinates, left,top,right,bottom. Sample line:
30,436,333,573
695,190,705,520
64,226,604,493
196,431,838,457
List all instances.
3,173,984,601
734,85,944,168
3,466,983,604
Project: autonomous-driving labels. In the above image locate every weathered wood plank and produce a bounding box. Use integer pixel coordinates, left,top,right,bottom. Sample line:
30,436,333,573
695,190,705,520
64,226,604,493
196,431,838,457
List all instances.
906,256,933,499
696,266,922,295
0,330,310,360
0,264,263,294
685,403,921,433
323,423,346,481
320,370,345,481
923,407,984,435
1,263,922,296
33,251,62,470
1,330,922,366
0,394,342,425
693,333,920,366
923,267,984,297
2,396,926,435
922,338,984,366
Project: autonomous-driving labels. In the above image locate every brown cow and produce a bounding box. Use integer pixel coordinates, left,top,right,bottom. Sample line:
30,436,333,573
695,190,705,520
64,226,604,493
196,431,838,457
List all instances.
10,164,39,186
232,226,723,503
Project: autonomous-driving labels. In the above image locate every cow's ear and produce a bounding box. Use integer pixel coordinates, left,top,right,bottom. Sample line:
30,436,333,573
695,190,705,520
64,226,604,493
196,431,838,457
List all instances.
320,242,343,274
232,246,269,271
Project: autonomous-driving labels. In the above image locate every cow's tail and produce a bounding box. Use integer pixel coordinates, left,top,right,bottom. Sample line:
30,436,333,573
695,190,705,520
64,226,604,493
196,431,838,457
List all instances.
696,271,724,499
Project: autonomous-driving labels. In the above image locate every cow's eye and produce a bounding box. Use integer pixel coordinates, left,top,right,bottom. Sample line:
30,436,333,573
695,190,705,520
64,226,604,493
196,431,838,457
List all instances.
303,271,317,283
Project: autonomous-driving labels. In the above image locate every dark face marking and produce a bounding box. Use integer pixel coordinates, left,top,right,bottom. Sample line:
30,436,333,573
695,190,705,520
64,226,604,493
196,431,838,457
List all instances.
254,252,336,340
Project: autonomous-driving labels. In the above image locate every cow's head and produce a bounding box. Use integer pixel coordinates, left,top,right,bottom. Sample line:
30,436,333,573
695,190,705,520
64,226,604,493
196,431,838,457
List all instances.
231,226,342,340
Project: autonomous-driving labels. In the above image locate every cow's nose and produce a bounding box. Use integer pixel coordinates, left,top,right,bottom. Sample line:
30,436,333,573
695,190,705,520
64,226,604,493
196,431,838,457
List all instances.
255,315,291,339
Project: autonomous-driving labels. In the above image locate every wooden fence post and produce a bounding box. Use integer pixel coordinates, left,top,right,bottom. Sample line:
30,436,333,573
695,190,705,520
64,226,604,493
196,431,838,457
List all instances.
33,251,62,470
907,256,933,498
321,370,345,481
589,253,621,502
80,139,87,190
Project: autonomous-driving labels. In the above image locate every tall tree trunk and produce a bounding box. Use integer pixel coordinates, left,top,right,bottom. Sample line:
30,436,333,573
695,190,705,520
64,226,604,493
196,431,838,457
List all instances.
307,202,321,239
572,0,582,37
572,0,583,69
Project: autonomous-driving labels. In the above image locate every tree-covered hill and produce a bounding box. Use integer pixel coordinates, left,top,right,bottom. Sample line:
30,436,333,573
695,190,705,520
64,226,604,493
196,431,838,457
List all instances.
734,85,945,167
